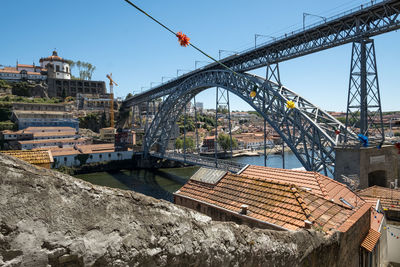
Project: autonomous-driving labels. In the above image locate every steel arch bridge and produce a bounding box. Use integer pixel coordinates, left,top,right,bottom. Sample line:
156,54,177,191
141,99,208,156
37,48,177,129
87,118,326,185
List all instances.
144,70,358,176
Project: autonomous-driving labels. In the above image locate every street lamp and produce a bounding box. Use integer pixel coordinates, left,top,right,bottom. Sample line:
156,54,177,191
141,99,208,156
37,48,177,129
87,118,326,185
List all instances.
195,60,211,69
176,69,192,77
150,82,160,88
254,34,276,49
303,13,327,30
162,76,174,83
218,50,238,60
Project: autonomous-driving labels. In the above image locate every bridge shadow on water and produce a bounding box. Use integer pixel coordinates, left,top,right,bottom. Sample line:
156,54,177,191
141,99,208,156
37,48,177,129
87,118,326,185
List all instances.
105,168,193,202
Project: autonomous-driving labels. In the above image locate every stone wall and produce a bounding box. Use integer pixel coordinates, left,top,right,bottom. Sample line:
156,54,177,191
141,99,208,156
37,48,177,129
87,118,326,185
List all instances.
175,195,285,231
0,153,348,266
335,145,399,189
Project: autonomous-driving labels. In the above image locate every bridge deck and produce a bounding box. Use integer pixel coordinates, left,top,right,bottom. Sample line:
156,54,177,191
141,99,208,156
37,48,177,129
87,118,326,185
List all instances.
150,152,247,174
123,0,400,106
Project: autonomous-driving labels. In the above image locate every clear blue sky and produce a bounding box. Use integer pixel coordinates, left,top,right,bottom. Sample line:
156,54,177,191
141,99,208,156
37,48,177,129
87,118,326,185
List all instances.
2,0,399,112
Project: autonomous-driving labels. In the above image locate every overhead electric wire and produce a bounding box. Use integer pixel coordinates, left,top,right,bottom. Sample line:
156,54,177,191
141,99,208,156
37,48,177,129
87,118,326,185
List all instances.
123,0,242,78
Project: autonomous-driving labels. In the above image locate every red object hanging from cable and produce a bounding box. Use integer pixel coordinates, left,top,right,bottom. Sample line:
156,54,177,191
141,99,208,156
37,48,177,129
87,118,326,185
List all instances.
176,32,190,47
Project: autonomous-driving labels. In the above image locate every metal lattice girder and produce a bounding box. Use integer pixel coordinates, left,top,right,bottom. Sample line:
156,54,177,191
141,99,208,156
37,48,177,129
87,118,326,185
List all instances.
123,0,400,107
345,38,384,142
144,70,358,177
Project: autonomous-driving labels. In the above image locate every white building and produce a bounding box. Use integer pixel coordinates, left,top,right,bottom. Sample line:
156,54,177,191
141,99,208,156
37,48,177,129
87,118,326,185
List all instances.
50,143,134,168
0,66,46,82
40,51,71,80
17,137,88,150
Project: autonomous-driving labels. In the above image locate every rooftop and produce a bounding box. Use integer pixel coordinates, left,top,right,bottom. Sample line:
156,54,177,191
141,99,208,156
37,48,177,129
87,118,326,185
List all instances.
18,137,87,145
33,131,77,137
24,126,76,133
50,143,116,156
0,150,53,165
358,185,400,211
175,167,368,233
240,165,363,208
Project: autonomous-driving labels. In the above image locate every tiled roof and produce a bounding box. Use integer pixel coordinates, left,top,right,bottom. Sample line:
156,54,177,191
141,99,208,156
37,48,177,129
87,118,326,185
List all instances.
361,229,381,252
337,202,371,232
0,150,53,165
50,143,116,156
24,126,76,133
33,131,76,137
358,186,400,211
175,170,360,232
240,165,363,208
18,138,87,145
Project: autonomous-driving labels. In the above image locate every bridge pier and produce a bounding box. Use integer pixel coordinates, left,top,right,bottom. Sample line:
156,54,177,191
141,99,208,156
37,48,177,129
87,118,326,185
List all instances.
334,145,399,189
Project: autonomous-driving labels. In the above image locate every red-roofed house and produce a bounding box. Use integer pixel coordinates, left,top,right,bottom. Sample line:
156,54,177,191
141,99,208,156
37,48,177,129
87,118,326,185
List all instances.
174,166,390,266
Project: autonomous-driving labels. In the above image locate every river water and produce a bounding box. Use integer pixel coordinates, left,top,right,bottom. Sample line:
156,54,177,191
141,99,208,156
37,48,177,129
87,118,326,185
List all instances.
76,152,302,202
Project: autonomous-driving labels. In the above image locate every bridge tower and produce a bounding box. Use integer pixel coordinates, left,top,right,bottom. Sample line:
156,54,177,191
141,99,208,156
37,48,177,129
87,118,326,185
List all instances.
336,39,394,189
345,38,384,143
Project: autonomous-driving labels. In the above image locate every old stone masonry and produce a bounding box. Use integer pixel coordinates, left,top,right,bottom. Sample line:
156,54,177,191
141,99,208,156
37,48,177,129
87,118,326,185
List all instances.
0,154,340,266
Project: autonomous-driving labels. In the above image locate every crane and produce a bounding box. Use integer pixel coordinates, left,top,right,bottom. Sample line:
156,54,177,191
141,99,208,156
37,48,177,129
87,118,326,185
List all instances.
106,73,118,128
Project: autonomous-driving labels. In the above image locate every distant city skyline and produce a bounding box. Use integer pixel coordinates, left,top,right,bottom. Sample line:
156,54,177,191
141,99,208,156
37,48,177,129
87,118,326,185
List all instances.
1,0,399,111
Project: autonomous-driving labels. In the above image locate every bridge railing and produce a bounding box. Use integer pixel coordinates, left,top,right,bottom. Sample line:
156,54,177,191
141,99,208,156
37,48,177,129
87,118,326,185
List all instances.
240,0,386,54
150,151,246,173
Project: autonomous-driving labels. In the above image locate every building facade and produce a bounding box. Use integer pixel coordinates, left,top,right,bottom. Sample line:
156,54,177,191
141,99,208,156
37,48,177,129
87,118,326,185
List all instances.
47,79,106,98
12,110,79,130
39,51,71,80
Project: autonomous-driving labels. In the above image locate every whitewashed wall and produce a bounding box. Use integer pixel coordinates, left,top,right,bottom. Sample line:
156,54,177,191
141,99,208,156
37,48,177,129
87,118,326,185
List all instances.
52,150,134,168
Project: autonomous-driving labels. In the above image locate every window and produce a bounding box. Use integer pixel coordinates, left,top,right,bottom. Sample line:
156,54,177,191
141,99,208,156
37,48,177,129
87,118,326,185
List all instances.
56,65,60,72
108,154,111,157
99,154,102,159
64,157,67,161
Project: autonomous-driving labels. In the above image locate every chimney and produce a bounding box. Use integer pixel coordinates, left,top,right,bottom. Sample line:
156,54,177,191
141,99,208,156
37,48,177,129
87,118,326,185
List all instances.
304,220,313,229
240,204,248,215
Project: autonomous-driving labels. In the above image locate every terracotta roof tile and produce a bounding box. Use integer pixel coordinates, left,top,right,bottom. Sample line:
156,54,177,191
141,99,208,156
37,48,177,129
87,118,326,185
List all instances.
0,150,53,165
361,229,381,252
241,165,364,208
358,186,400,211
176,167,365,233
337,203,371,232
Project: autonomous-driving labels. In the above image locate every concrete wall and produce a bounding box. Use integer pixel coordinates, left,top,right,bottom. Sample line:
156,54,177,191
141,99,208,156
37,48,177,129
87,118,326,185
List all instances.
335,145,399,189
387,222,400,263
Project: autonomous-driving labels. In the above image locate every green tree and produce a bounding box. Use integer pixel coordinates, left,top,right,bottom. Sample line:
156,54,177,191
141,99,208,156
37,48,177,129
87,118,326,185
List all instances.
11,82,33,97
183,137,195,150
0,80,11,89
125,93,133,100
175,138,183,150
75,154,90,166
100,111,107,128
217,133,238,152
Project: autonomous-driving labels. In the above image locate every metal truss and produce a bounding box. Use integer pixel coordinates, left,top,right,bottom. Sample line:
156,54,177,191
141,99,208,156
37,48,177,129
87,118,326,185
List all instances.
144,70,358,177
215,87,233,165
345,38,384,142
123,0,400,107
151,151,246,173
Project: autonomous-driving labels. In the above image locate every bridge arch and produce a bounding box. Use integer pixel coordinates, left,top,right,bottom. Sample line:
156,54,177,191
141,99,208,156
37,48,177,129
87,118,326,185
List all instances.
144,70,357,176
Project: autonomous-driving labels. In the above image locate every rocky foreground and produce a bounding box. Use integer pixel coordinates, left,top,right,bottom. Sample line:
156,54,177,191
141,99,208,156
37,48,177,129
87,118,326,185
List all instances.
0,154,339,266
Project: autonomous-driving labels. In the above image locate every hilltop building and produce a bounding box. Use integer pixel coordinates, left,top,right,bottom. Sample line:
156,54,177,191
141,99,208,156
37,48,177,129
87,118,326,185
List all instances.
0,50,107,98
39,51,71,80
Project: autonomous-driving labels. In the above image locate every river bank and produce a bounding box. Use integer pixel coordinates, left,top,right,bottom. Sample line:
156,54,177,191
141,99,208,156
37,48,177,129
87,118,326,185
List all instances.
74,153,302,202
